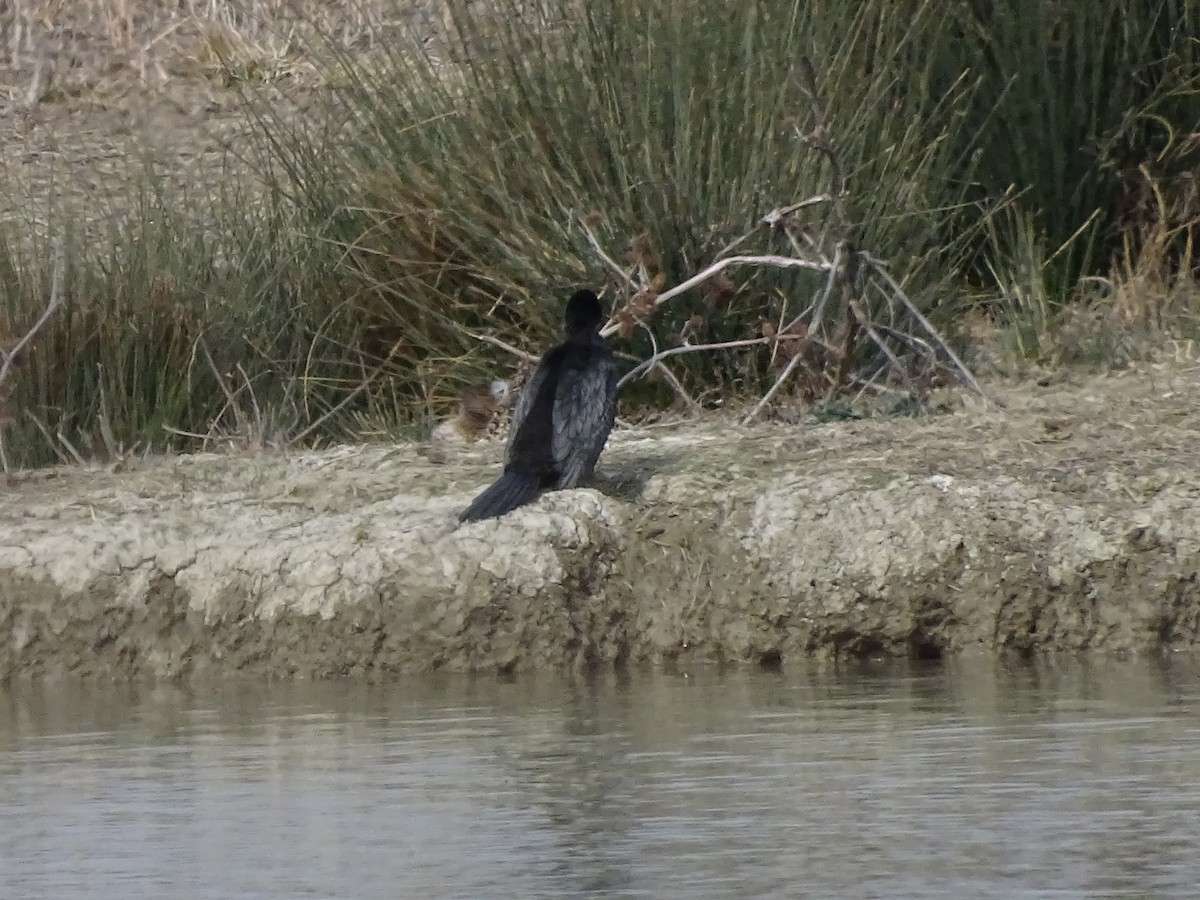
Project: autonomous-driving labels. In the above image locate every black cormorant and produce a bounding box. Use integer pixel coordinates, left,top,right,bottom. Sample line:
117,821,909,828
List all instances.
459,289,618,522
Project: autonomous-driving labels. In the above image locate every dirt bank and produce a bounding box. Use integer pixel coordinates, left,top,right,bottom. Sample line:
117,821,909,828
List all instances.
3,358,1200,679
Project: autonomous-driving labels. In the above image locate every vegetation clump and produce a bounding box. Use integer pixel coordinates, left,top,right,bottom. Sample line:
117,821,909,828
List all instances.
1,0,1197,471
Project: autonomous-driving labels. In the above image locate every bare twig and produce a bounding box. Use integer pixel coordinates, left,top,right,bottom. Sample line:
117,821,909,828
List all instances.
832,247,863,387
780,220,833,268
200,339,251,439
631,321,697,409
618,334,808,391
866,262,988,401
848,299,917,396
850,369,894,402
25,412,72,465
579,219,638,288
599,253,831,338
740,54,983,417
712,229,758,261
713,193,833,259
0,240,65,389
161,424,211,441
874,324,939,366
468,331,540,364
748,246,846,420
55,429,86,466
649,360,698,409
805,240,843,336
760,194,834,229
742,350,812,425
573,51,983,424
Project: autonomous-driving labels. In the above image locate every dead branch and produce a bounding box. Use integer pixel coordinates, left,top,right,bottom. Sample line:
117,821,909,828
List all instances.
579,219,638,288
648,360,697,410
760,194,835,229
740,54,983,418
805,240,844,336
714,193,833,259
55,428,86,466
742,348,812,423
572,52,986,426
617,334,809,391
848,298,918,397
633,320,697,409
598,253,832,339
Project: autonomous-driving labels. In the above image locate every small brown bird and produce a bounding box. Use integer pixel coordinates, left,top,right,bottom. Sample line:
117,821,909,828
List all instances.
431,379,512,445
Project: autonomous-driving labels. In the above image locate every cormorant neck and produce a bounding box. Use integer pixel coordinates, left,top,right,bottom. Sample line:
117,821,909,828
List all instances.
562,290,603,340
564,322,598,342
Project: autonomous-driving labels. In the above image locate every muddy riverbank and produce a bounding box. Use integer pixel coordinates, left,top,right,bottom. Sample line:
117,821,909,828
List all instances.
3,359,1200,679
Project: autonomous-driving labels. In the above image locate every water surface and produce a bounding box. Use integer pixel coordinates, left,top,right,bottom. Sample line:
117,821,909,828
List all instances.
3,660,1200,899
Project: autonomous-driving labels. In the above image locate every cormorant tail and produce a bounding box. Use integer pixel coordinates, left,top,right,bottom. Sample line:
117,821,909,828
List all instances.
458,469,543,523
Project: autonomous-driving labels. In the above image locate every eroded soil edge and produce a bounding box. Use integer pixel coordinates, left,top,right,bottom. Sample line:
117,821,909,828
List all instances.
3,362,1200,679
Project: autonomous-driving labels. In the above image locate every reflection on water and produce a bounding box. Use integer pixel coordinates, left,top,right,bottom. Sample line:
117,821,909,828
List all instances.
3,660,1200,899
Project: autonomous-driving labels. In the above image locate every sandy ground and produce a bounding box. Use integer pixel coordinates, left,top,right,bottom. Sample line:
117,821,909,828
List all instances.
0,0,449,240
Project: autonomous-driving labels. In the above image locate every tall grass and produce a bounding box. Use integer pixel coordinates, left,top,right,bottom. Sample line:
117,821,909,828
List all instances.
261,0,989,402
928,0,1200,295
2,0,1199,469
0,165,360,468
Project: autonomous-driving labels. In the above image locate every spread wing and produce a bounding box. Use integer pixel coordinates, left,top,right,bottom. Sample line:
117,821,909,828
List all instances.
551,346,618,489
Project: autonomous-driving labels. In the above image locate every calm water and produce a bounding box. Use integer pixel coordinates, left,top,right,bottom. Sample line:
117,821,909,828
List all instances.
3,660,1200,899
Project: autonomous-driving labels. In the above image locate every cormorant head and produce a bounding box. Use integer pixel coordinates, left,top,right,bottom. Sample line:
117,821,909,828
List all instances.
563,289,603,335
